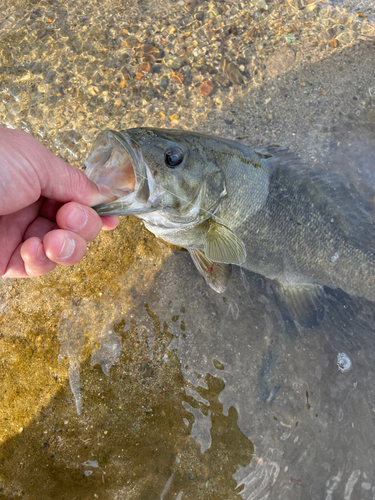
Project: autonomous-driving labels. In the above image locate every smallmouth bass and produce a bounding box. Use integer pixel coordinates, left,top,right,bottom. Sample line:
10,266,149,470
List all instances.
84,128,375,326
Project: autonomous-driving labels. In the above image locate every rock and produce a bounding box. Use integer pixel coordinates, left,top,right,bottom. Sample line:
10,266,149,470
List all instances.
266,47,295,78
123,37,139,48
171,71,184,84
219,59,244,85
163,54,184,70
139,62,151,73
209,5,221,16
135,44,160,62
215,74,230,87
251,0,268,9
194,12,204,21
159,76,169,90
198,80,214,96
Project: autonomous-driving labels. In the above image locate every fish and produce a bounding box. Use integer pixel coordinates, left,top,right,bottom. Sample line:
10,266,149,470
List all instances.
84,127,375,327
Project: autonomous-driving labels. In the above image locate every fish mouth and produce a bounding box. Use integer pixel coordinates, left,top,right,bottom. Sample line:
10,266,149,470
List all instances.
84,130,150,215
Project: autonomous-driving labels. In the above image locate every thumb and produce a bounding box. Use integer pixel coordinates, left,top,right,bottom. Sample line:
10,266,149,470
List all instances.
0,127,116,210
39,148,117,207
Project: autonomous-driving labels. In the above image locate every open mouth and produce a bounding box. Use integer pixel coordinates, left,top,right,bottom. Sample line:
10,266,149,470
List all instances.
84,130,137,199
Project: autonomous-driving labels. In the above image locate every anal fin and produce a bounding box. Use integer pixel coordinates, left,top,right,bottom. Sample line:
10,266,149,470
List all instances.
189,249,232,294
272,282,326,328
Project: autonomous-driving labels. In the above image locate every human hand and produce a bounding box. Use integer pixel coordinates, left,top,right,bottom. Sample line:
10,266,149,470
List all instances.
0,126,119,278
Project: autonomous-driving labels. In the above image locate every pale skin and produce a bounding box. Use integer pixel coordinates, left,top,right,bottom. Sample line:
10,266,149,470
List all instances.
0,126,119,278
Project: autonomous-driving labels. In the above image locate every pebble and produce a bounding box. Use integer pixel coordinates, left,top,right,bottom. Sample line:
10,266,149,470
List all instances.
198,80,214,96
139,62,151,73
172,72,184,84
219,59,244,85
215,74,231,88
209,5,221,16
251,0,268,9
266,47,295,78
163,54,184,70
123,37,139,48
87,85,100,96
135,44,160,62
159,76,169,90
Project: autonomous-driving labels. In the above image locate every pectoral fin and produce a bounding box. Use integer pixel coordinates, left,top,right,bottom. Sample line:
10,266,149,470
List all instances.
189,249,232,293
272,282,326,328
204,220,246,266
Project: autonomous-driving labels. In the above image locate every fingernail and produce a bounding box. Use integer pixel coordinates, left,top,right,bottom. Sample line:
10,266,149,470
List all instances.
58,236,76,259
35,242,48,261
66,206,88,231
93,184,119,205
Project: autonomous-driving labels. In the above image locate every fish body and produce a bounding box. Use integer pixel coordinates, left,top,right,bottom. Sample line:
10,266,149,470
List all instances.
84,128,375,325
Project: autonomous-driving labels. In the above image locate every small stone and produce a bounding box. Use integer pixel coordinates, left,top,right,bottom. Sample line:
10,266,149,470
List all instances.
329,39,338,48
209,5,221,16
171,72,184,84
247,26,259,38
169,113,179,121
163,54,184,70
266,47,295,78
123,37,139,48
198,80,214,96
135,72,144,80
194,12,204,21
251,0,268,9
321,90,327,96
300,81,306,86
135,44,160,62
68,130,82,144
159,76,170,90
87,85,100,96
215,74,231,87
220,59,244,85
305,2,316,11
139,62,151,73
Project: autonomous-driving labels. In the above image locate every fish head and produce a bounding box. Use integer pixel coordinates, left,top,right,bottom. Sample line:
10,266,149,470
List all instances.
84,128,227,224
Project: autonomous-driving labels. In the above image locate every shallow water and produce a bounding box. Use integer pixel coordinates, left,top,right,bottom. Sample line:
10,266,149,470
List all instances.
1,0,375,498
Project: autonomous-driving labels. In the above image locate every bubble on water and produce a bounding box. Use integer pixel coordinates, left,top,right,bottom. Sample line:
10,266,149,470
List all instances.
337,352,352,372
331,252,339,263
82,460,99,468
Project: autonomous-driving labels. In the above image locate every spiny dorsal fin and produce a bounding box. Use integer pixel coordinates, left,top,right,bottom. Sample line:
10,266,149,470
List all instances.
204,220,246,266
189,249,232,293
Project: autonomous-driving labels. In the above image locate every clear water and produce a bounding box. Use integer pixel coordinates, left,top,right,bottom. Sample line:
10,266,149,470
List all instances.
0,0,375,498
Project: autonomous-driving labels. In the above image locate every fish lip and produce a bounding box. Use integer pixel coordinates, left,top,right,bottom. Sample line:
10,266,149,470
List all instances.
111,130,148,195
84,130,150,216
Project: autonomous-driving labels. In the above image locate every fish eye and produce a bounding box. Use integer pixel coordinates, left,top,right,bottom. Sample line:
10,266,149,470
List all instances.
165,148,184,168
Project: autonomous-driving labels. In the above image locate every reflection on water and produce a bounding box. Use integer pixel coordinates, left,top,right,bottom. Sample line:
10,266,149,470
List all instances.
1,0,375,498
